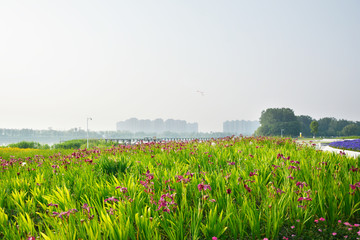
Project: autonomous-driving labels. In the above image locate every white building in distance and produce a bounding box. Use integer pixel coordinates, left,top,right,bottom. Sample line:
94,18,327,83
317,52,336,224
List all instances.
116,118,198,133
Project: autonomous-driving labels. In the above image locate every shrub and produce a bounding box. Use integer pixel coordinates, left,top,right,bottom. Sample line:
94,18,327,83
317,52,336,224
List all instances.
53,139,87,149
7,141,49,149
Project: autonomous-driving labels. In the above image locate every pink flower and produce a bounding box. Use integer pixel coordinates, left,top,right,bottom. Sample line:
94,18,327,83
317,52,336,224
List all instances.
296,182,305,188
354,224,359,227
212,237,218,240
338,220,342,223
116,186,128,193
198,183,211,192
263,238,269,240
319,217,325,221
314,219,319,223
332,232,337,236
47,202,59,208
226,188,231,194
244,184,251,193
104,197,119,203
249,171,258,177
357,230,360,235
291,226,295,229
318,229,322,232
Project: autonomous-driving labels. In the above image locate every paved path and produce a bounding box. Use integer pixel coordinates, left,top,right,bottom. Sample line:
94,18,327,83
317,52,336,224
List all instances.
316,139,360,158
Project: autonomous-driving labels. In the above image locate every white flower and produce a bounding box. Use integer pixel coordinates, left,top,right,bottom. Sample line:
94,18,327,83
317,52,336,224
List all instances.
21,162,27,166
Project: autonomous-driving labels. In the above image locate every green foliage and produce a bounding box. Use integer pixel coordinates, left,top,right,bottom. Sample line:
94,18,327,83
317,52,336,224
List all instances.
95,155,133,176
1,137,360,239
310,121,319,137
297,115,313,137
341,124,360,136
53,139,87,149
8,141,50,149
257,108,300,136
53,139,116,149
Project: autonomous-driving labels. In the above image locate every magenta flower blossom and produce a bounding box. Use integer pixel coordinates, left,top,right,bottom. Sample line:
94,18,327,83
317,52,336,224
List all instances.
319,217,325,221
296,182,306,188
249,171,258,177
226,188,231,194
104,196,119,203
298,197,312,202
156,193,177,213
116,186,128,193
332,232,337,236
212,237,218,240
47,203,59,208
198,183,211,192
82,203,94,214
244,184,251,193
52,209,78,219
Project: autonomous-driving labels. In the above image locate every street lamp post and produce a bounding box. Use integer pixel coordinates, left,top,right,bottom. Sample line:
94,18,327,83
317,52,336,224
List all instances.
87,117,92,148
281,129,284,138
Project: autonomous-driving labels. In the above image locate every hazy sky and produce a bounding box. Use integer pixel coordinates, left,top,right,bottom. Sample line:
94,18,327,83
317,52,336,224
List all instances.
1,1,359,132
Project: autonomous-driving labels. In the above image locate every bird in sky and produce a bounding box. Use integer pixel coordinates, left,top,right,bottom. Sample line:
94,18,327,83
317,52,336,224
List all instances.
196,90,205,96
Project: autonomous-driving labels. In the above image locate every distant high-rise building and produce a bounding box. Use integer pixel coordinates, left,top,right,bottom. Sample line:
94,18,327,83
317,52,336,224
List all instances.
223,120,260,135
116,118,198,133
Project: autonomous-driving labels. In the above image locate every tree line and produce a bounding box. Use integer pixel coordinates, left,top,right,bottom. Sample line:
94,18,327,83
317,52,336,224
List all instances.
255,108,360,137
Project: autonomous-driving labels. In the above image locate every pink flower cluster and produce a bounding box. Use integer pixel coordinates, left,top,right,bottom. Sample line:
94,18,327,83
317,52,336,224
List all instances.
198,182,211,192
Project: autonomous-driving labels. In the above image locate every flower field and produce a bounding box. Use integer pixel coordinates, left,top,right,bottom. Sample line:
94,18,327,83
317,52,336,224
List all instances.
0,136,360,239
329,139,360,152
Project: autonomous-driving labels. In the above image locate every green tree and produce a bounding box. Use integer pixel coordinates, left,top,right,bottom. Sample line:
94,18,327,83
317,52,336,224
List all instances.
341,124,360,136
257,108,300,136
310,121,319,138
297,115,313,137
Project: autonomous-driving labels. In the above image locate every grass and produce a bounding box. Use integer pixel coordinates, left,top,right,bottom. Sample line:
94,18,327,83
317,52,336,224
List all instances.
0,136,359,239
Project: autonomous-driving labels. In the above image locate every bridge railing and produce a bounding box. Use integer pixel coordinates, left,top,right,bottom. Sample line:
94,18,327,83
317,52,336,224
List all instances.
102,137,214,145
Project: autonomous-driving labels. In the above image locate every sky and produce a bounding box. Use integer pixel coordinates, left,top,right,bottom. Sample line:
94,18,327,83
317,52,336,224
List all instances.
1,0,359,132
